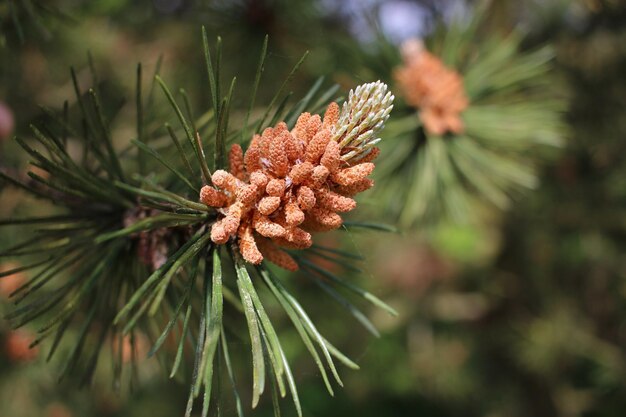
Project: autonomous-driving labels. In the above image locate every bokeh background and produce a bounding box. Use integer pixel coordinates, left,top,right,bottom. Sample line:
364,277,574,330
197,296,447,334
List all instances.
2,1,626,416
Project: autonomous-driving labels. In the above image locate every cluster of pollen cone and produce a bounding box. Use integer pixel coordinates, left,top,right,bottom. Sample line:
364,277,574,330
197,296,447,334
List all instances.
394,39,469,136
200,81,394,270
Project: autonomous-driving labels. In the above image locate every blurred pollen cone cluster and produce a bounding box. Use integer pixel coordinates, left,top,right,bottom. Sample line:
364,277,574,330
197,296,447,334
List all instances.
0,101,15,142
0,262,27,299
44,403,73,417
4,330,38,363
394,39,468,135
201,82,393,270
1,263,38,364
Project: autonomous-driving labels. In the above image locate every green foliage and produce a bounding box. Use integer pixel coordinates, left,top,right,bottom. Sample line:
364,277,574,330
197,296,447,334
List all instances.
0,30,396,416
375,9,567,227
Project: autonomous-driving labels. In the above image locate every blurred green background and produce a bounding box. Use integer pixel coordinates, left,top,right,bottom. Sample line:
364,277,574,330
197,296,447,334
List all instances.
2,0,626,416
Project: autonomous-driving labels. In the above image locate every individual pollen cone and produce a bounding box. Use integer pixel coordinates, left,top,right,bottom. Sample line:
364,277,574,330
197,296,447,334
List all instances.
258,239,299,272
394,38,469,136
239,225,263,265
199,81,394,270
200,186,228,207
229,144,246,180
